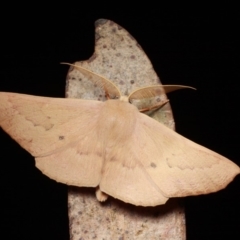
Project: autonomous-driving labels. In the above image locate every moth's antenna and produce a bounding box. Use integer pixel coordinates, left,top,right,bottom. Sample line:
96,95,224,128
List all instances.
129,85,196,100
61,63,122,99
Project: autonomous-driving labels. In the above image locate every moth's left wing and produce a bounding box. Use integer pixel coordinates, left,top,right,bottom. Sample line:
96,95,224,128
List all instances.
100,110,239,206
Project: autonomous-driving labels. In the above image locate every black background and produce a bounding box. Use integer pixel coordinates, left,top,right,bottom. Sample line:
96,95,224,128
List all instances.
1,6,239,240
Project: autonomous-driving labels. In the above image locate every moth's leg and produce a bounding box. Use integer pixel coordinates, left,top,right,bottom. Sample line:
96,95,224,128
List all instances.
105,90,110,99
95,186,109,202
139,99,169,113
103,86,112,100
104,88,118,100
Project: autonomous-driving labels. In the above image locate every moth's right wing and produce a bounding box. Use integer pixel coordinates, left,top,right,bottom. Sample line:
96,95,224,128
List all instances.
0,92,104,186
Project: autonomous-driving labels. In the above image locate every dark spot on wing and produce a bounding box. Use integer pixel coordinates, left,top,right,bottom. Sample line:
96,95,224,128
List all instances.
150,162,157,168
96,152,102,157
59,136,64,140
110,156,116,162
78,152,88,155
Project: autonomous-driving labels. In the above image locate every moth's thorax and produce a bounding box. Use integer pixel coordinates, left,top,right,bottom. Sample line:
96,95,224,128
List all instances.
98,99,138,142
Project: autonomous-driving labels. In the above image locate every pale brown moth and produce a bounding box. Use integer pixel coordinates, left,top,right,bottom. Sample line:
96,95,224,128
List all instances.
0,64,239,206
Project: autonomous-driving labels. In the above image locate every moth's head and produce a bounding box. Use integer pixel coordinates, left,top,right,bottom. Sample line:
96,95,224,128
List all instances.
119,95,129,102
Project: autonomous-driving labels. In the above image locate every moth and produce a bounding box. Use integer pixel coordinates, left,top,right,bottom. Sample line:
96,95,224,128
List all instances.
0,64,239,206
